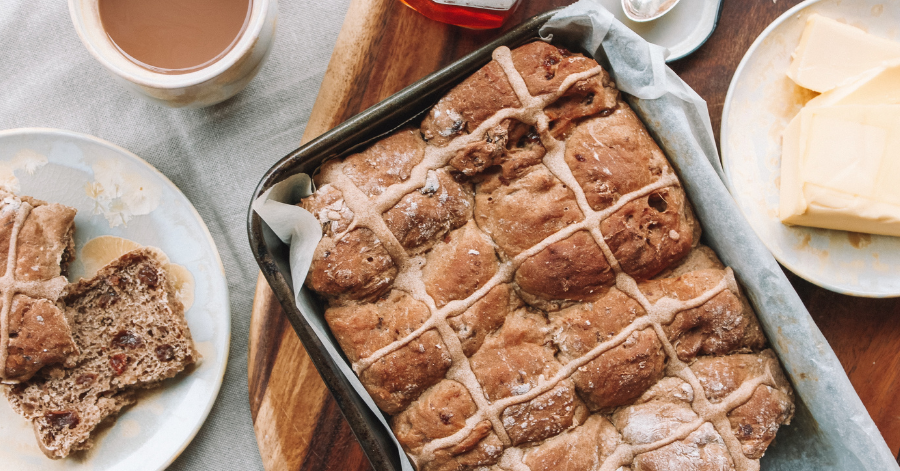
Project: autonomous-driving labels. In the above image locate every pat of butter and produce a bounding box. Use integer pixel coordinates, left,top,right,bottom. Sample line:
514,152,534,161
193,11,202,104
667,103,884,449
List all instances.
787,14,900,93
780,105,900,236
806,59,900,108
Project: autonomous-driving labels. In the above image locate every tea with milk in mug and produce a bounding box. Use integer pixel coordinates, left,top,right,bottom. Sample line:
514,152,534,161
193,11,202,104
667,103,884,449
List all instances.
98,0,252,75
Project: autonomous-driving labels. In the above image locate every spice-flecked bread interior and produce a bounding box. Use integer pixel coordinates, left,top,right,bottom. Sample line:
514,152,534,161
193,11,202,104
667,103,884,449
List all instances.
300,41,794,471
4,247,197,459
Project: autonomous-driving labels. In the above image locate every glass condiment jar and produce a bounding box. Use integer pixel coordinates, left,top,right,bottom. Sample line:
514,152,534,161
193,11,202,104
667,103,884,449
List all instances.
399,0,523,29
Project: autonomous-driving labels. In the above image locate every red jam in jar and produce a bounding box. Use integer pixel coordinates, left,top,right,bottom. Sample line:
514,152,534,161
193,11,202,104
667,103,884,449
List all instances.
399,0,523,29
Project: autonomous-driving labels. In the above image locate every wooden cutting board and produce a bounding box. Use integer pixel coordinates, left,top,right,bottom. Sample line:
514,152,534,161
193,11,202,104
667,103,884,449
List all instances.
248,1,900,469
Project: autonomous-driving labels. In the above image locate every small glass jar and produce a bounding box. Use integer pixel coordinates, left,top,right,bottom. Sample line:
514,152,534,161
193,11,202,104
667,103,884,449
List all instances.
400,0,523,29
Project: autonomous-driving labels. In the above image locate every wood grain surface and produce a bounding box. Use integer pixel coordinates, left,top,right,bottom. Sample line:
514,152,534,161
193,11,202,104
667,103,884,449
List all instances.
248,1,900,469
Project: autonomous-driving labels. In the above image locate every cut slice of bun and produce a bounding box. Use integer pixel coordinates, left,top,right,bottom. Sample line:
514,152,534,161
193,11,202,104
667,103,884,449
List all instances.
5,247,197,459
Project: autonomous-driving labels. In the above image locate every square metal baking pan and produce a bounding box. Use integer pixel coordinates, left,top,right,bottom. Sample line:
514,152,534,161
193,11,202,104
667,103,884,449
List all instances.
248,6,893,471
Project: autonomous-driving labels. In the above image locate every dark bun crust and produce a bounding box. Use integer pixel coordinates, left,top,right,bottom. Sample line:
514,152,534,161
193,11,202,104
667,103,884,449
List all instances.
0,191,77,383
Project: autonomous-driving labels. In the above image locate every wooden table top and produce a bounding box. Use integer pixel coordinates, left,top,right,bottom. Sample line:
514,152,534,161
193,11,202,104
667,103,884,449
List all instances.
248,0,900,469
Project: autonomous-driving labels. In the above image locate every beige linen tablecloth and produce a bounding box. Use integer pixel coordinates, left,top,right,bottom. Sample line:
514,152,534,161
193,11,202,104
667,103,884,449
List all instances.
0,1,352,469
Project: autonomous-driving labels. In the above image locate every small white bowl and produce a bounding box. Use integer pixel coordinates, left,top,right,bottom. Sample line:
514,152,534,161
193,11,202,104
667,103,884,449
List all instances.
68,0,278,108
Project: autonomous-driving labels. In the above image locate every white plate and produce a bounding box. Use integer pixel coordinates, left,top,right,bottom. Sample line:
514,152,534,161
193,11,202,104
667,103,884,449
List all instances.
721,0,900,297
596,0,723,61
0,129,230,469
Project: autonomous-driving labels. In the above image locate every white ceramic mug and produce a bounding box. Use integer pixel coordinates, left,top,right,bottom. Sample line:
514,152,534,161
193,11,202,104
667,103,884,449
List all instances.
68,0,278,108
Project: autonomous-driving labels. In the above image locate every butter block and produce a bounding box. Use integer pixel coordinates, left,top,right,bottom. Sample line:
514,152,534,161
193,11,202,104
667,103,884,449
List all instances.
780,105,900,236
787,15,900,93
778,113,805,221
806,59,900,108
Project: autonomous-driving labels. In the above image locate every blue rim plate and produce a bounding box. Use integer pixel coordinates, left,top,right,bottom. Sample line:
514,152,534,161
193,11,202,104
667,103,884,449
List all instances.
596,0,723,61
